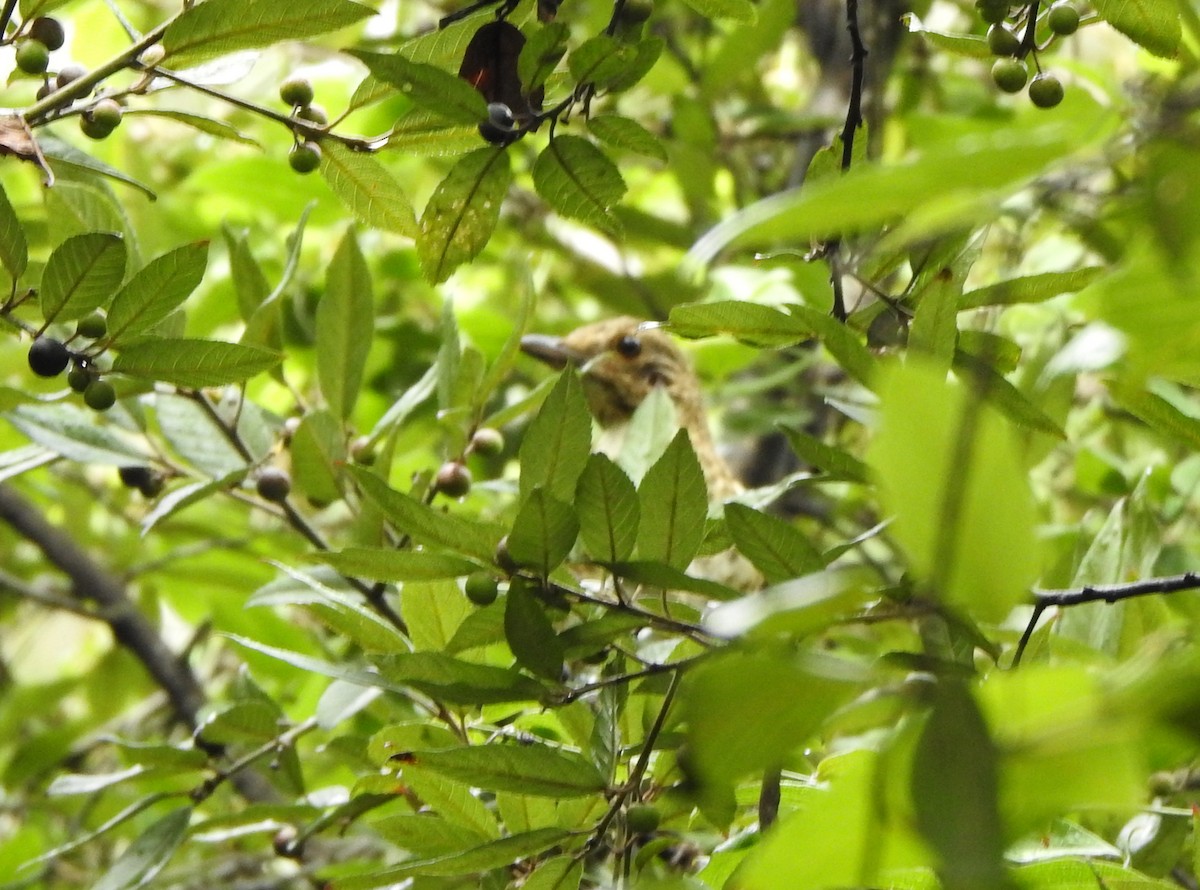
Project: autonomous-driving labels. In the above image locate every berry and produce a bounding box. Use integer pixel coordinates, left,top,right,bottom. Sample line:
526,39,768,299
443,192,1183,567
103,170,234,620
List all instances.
36,80,53,100
81,99,122,140
281,416,302,443
83,378,116,411
28,337,70,377
137,472,164,498
349,436,376,465
119,466,153,489
986,24,1021,55
469,427,505,457
627,804,661,833
991,58,1028,93
479,102,518,146
29,17,65,51
296,103,328,125
617,0,653,24
464,572,499,606
138,45,165,68
975,0,1009,24
495,535,518,573
16,40,50,75
280,76,314,108
1029,72,1065,108
56,63,85,88
288,141,321,174
488,102,516,129
434,461,472,498
76,312,107,339
256,467,292,502
67,365,92,392
1047,1,1080,35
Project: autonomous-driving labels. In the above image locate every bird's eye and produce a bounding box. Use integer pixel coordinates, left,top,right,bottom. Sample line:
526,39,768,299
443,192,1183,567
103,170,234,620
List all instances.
615,335,642,358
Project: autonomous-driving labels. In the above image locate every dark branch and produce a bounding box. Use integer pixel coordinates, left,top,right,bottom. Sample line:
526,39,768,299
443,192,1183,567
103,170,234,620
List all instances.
839,0,868,172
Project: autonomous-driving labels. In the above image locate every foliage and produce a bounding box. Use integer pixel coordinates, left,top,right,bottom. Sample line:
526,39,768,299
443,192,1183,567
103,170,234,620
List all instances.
0,0,1198,888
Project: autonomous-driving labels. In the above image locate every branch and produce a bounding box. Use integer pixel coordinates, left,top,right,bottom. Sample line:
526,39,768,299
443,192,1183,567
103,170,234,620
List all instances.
839,0,868,172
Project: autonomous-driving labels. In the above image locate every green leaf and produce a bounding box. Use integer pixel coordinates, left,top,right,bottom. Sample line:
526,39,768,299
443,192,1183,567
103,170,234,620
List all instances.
1092,0,1179,58
909,273,959,371
779,425,870,483
532,135,626,235
140,468,249,536
318,229,374,421
0,181,28,279
126,110,259,146
567,36,635,88
575,453,639,562
606,560,740,600
705,566,878,639
112,339,281,387
409,744,605,797
519,22,568,92
350,466,503,562
5,402,149,465
164,0,376,66
952,353,1067,439
40,232,126,324
385,110,480,155
40,135,157,200
504,576,566,680
376,652,547,704
290,408,346,505
372,814,490,857
93,806,191,890
106,242,209,343
227,634,404,693
867,360,1038,622
669,301,809,347
321,141,418,237
677,0,757,23
417,147,511,284
403,579,472,651
336,828,571,888
959,267,1106,310
519,369,593,503
1114,385,1200,451
786,305,877,385
348,50,489,125
507,488,579,577
636,430,708,570
724,503,823,585
587,115,667,162
912,682,1007,890
313,548,480,582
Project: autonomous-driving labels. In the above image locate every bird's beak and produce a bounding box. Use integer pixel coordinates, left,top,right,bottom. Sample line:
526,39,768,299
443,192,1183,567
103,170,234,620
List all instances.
519,334,586,369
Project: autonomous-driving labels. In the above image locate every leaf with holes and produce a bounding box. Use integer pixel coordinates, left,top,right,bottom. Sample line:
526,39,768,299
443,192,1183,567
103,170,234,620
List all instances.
418,147,511,284
532,135,625,235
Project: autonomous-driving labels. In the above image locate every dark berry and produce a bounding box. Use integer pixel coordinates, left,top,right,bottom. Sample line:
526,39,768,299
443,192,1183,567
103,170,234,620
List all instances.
464,572,499,606
28,337,70,377
76,312,107,339
469,427,504,457
29,17,65,51
83,378,116,411
986,23,1021,55
1029,72,1065,108
279,76,314,108
495,535,518,573
434,461,472,498
56,63,85,89
1047,1,1080,35
617,0,653,25
119,466,153,489
36,80,53,100
137,472,164,498
479,103,518,146
487,102,516,129
991,58,1028,93
16,41,50,75
256,467,292,502
627,804,661,833
288,141,321,174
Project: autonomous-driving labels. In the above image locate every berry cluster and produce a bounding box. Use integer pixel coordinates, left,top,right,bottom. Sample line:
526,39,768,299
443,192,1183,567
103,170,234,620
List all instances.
280,75,324,174
979,1,1080,108
26,314,119,412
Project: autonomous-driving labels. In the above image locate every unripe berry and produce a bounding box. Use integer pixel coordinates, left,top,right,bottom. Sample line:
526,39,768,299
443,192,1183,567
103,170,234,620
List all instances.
256,466,292,502
90,98,122,129
16,40,50,75
1047,1,1080,35
296,103,328,125
464,572,500,606
434,461,472,498
83,378,116,411
67,364,92,392
349,435,376,465
28,17,65,51
76,312,107,339
138,45,165,68
469,427,505,456
991,58,1028,93
28,337,70,377
986,23,1021,55
279,76,315,108
288,141,321,174
1028,72,1065,108
975,0,1009,24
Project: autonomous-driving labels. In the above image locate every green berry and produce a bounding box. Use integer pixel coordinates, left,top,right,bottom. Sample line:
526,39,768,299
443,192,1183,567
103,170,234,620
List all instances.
434,461,472,498
83,378,116,411
296,103,328,125
1047,1,1080,35
464,572,500,606
90,98,122,129
28,337,69,377
1028,72,1065,108
975,0,1009,24
288,141,321,174
986,23,1021,55
76,312,107,339
349,435,376,465
626,804,661,833
29,17,65,51
256,467,292,503
991,57,1028,93
67,364,92,392
469,427,505,457
16,40,50,75
280,76,314,108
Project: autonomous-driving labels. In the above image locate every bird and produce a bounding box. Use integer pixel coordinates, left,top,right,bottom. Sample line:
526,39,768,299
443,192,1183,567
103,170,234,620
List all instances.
519,316,761,590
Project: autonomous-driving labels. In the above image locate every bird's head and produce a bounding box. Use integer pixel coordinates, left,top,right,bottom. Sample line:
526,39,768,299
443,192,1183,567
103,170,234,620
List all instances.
520,317,703,427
